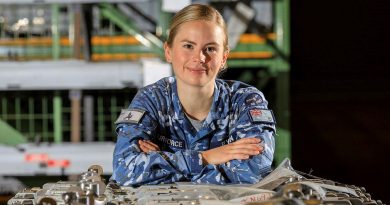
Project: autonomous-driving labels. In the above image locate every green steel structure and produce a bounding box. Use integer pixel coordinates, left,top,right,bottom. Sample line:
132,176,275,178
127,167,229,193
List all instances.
51,4,61,60
0,118,26,145
0,90,135,143
274,0,291,166
99,3,164,58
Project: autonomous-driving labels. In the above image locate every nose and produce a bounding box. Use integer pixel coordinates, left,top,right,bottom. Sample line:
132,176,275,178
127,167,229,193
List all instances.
193,49,206,63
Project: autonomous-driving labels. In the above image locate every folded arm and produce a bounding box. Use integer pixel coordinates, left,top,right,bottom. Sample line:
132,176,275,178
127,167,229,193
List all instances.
111,123,204,186
191,92,276,184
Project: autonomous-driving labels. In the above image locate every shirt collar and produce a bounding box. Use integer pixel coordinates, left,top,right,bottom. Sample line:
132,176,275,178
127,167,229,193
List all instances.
171,77,224,129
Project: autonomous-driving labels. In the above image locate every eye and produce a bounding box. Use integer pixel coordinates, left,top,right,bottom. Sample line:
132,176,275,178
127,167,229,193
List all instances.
183,44,194,49
205,46,217,53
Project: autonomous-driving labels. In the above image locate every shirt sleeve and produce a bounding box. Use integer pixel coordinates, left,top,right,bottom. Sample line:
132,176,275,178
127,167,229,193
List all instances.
191,91,276,184
110,89,205,186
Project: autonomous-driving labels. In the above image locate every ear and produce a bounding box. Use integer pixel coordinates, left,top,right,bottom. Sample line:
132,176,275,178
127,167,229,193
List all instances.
221,48,229,68
164,42,172,63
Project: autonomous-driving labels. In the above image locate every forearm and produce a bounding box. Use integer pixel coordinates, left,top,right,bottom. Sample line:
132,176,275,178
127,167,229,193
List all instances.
192,130,275,184
223,129,275,183
112,136,204,186
112,151,187,186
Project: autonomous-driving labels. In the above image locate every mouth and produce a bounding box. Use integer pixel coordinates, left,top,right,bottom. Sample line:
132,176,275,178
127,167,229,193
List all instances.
187,67,207,73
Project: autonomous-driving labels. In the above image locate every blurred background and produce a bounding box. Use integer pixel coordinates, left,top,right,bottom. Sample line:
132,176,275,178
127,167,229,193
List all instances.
291,0,389,203
0,0,388,204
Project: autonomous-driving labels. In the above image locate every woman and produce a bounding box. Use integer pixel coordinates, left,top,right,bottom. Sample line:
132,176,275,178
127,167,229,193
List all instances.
111,4,276,186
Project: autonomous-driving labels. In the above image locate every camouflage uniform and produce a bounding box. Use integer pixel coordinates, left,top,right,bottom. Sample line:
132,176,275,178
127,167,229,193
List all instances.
111,77,276,186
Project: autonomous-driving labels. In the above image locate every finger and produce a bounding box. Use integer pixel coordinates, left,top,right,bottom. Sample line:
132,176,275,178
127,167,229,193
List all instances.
139,143,150,152
141,140,160,151
139,141,155,152
142,143,157,151
259,144,265,152
227,143,265,154
234,138,261,144
229,143,262,151
144,140,159,147
230,154,250,160
142,141,160,151
229,148,260,156
138,140,145,149
139,140,153,149
142,140,159,149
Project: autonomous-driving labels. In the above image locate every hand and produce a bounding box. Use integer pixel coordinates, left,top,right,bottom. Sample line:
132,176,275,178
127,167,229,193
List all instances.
138,140,160,153
201,138,263,165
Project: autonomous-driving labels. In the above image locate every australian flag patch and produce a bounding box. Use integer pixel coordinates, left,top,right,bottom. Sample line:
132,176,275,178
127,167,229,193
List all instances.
249,109,275,124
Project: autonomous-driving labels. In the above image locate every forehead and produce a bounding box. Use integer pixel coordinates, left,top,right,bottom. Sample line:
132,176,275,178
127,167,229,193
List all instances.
174,20,225,44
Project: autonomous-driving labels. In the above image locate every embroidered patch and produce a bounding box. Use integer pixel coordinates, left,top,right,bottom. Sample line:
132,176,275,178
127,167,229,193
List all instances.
115,109,145,124
157,135,184,148
249,109,275,124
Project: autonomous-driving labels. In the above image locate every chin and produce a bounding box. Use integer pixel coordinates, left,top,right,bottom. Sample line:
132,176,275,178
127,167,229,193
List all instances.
188,79,214,88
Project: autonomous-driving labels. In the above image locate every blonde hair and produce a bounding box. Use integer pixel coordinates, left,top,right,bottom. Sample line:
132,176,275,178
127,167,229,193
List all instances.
166,4,229,53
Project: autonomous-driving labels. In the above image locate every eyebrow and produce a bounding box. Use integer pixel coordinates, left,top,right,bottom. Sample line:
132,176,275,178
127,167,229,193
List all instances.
180,39,219,46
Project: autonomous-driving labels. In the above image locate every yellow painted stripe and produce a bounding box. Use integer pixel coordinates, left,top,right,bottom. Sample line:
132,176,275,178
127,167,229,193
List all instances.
91,36,140,45
0,37,71,46
91,53,157,61
0,56,73,61
228,51,273,59
60,38,71,45
239,33,276,43
1,51,271,61
0,33,276,46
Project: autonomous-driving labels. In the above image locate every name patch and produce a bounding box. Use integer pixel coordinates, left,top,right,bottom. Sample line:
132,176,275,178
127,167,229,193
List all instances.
158,135,184,148
115,109,145,124
249,109,275,124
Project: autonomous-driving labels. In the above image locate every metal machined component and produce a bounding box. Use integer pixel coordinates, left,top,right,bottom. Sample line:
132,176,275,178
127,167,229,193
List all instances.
38,197,57,205
94,196,107,205
88,165,104,176
62,192,77,205
88,181,106,196
7,160,385,205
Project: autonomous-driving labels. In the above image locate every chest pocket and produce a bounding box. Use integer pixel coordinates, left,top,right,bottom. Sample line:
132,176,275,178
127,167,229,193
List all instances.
157,135,185,152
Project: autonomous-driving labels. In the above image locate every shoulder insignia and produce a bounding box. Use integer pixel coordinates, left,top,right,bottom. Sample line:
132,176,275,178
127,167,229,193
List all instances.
249,109,275,124
115,109,146,124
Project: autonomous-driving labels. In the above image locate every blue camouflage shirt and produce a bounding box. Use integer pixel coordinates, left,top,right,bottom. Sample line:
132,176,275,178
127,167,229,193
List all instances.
111,77,276,186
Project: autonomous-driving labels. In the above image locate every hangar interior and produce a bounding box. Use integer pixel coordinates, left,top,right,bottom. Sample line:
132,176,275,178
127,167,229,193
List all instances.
0,0,387,205
0,0,290,199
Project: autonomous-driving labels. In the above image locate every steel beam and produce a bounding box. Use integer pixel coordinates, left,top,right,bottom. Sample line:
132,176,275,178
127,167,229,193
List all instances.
83,96,94,142
99,3,163,57
0,119,26,145
53,94,63,143
51,4,61,60
274,0,291,164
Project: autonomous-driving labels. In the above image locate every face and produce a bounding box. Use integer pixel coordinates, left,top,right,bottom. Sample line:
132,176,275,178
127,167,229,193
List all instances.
164,20,228,88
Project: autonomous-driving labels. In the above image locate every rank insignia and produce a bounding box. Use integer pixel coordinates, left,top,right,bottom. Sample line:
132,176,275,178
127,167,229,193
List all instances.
115,109,146,124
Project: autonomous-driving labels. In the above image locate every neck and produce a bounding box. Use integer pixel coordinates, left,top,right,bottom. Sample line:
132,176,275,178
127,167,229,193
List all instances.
177,81,214,121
